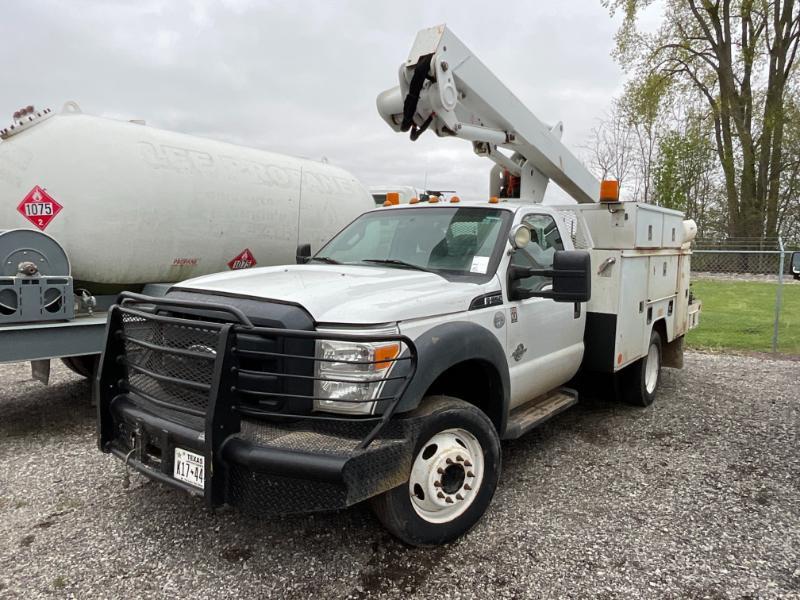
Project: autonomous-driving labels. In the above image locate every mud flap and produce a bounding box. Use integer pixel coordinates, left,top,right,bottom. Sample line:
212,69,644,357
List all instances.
31,359,51,385
662,336,684,369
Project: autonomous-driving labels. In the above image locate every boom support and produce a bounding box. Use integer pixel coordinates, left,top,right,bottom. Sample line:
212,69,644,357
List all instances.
377,25,600,204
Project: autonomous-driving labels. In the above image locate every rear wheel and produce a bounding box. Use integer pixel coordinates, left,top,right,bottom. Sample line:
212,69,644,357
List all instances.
370,396,501,546
623,330,662,407
60,354,100,379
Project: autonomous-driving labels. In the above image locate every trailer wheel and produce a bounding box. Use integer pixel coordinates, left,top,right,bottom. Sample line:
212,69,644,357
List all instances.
623,330,662,407
60,354,99,379
370,396,501,546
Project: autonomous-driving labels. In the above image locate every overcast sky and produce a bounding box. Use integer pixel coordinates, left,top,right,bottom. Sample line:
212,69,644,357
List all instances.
1,0,652,202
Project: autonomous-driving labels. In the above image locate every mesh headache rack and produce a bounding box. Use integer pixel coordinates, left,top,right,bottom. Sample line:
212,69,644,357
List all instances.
106,292,417,450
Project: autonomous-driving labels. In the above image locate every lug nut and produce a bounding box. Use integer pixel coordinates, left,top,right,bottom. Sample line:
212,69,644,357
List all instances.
464,460,473,467
437,467,444,474
456,455,464,462
464,484,472,491
437,492,445,499
445,497,454,504
467,471,475,477
433,481,442,488
456,493,464,500
446,458,453,464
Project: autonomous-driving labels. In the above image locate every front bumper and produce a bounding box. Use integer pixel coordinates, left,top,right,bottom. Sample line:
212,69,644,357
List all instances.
105,395,420,515
97,293,418,515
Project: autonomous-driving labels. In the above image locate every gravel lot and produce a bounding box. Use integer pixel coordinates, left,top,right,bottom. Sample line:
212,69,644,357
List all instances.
1,352,798,599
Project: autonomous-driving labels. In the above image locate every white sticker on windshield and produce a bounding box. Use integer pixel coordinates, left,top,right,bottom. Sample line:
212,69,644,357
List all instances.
470,256,490,274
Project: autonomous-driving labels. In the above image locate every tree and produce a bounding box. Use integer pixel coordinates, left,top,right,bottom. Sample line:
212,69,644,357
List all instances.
584,102,638,197
604,0,800,239
618,73,673,203
652,116,723,237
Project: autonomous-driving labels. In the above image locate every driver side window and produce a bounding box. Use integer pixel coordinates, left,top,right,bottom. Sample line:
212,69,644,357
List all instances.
510,213,564,294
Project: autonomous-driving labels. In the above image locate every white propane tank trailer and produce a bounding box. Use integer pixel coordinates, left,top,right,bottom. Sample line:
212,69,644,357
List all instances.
0,102,373,381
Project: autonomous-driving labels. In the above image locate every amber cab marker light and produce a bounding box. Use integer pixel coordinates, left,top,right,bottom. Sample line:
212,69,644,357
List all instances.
428,195,440,204
489,196,499,204
386,191,400,205
450,195,460,203
600,180,620,203
409,197,420,204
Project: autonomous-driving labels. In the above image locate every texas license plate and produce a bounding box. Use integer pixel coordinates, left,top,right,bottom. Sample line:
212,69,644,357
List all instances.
173,448,205,489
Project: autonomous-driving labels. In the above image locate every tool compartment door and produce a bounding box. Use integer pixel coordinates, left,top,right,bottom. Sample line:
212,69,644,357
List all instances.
614,256,649,369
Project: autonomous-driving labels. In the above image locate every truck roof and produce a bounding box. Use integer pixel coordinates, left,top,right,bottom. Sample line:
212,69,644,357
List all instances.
369,199,549,215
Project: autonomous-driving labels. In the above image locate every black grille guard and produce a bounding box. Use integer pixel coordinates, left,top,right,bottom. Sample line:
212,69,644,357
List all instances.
98,293,418,502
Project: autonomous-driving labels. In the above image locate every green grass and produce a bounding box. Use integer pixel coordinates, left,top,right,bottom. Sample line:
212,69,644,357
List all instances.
687,278,800,355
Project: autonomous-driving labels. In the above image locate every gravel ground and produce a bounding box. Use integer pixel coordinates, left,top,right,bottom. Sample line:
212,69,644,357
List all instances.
0,352,798,599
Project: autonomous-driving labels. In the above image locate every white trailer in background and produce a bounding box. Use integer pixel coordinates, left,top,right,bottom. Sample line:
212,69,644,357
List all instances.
0,102,373,380
368,185,424,205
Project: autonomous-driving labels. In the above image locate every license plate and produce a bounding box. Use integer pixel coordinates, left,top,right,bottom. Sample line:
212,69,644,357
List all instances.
173,448,205,489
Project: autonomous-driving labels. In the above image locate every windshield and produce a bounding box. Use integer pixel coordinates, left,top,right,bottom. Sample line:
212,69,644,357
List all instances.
315,207,511,277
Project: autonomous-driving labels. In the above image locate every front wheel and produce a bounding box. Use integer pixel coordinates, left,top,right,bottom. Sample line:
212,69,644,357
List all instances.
623,329,662,407
370,396,501,546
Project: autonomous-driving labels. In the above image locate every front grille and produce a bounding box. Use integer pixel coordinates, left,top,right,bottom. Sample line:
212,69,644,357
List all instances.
120,310,222,417
233,330,315,414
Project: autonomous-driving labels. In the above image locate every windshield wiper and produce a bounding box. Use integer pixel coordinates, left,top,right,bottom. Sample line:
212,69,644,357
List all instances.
310,256,341,265
361,259,435,273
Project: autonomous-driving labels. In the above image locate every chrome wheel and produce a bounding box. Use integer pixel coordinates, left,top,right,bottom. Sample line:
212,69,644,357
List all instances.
408,428,484,524
645,342,660,395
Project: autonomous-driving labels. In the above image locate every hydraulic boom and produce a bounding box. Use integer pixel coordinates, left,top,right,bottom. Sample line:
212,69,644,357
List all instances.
377,25,601,204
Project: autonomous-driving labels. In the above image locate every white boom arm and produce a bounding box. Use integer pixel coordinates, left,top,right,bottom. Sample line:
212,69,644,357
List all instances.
377,25,600,204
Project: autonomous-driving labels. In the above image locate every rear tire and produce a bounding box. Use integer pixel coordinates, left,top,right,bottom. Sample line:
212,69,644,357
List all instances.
623,330,662,407
370,396,501,546
60,354,100,379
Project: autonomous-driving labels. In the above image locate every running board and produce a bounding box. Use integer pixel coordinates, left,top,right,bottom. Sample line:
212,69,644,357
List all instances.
503,387,578,440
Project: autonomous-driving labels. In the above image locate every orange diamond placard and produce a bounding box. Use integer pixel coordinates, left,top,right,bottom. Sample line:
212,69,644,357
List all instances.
17,185,62,230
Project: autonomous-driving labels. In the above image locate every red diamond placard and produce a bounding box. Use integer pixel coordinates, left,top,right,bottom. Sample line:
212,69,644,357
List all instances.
227,248,257,270
17,185,62,231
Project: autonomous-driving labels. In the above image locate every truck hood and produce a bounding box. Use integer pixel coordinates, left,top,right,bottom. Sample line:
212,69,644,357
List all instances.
174,265,497,324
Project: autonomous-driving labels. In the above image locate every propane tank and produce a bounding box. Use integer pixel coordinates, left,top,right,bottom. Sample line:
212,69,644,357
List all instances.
0,102,373,291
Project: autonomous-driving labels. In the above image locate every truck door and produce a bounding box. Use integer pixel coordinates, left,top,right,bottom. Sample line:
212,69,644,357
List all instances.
505,211,586,409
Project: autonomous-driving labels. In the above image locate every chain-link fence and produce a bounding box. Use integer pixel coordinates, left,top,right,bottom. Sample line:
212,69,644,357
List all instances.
690,237,798,354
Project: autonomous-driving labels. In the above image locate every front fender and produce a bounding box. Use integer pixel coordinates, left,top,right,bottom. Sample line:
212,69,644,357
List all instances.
393,321,510,432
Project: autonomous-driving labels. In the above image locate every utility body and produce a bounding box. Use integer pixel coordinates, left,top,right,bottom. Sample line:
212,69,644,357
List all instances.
98,25,701,545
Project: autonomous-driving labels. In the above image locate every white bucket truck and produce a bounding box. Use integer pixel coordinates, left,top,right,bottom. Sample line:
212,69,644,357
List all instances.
97,25,701,545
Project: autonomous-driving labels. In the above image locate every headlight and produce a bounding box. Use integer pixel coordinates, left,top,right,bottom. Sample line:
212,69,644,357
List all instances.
314,335,400,415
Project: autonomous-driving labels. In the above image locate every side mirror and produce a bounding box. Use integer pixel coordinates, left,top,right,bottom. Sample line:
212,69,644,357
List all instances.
508,250,591,303
791,251,800,280
296,243,311,264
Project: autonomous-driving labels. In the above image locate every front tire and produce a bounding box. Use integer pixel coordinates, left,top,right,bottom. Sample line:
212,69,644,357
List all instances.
370,396,501,546
623,329,662,407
